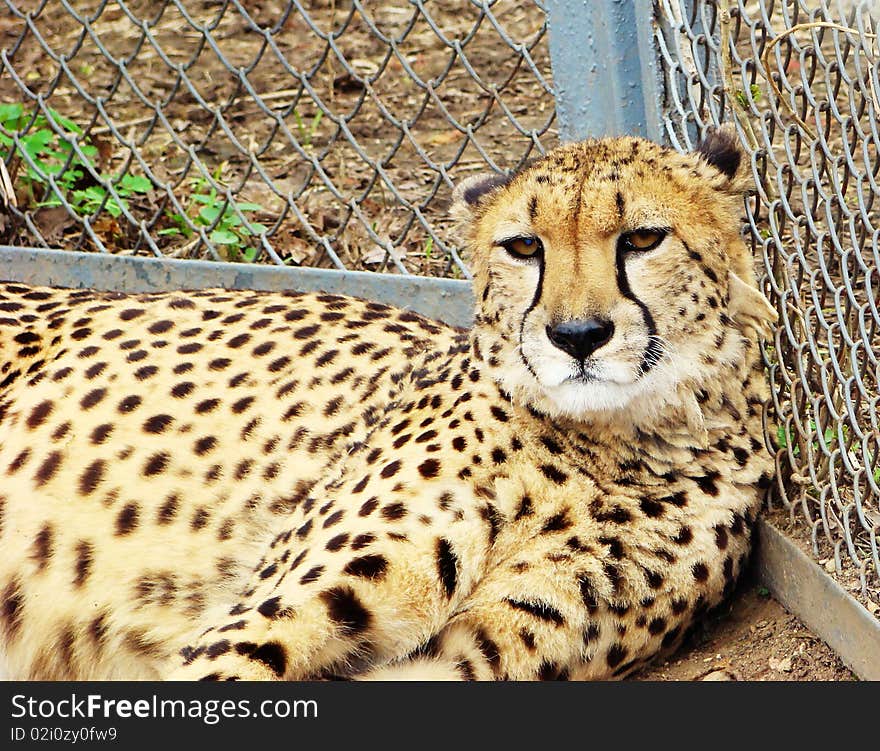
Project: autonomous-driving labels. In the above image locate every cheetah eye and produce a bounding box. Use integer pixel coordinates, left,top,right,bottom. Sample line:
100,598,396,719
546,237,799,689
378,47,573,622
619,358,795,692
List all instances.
620,228,667,253
500,236,543,260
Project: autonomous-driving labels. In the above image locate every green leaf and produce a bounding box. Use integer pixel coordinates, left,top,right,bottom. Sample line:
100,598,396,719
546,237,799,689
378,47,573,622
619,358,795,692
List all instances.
233,202,263,212
190,193,217,205
119,174,152,193
0,102,24,127
157,227,182,237
757,586,770,598
210,228,240,245
103,198,124,218
776,425,788,449
47,108,82,134
198,204,223,224
243,246,259,262
20,129,54,157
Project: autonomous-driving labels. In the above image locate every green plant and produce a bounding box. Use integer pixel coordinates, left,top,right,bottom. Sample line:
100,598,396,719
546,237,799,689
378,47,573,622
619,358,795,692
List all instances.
160,171,267,261
0,103,98,197
39,173,152,218
1,102,152,219
734,83,763,110
293,108,323,149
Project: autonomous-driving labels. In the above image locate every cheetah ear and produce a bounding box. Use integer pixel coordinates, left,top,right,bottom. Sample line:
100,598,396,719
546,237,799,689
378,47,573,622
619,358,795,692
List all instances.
451,172,512,221
728,271,776,334
695,125,747,191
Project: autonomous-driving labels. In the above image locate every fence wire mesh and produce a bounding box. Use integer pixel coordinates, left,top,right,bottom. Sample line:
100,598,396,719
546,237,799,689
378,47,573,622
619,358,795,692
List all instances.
658,0,880,603
0,0,555,277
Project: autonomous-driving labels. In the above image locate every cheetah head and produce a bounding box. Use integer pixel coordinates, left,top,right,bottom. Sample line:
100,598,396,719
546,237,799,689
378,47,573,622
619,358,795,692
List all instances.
453,128,775,422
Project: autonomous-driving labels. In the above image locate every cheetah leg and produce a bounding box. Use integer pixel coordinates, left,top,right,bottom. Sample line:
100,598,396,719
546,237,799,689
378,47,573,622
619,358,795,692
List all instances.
355,552,595,681
164,536,476,681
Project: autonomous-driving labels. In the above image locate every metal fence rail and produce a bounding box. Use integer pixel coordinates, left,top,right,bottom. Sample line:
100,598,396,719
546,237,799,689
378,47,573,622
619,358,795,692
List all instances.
0,0,555,276
655,0,880,601
1,1,878,614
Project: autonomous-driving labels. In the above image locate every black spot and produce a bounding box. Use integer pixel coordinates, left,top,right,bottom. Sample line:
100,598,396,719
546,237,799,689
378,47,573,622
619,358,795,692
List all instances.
539,465,568,484
639,497,665,518
143,452,170,476
135,365,158,381
541,510,572,533
31,525,53,571
606,643,628,668
81,389,107,410
194,436,217,455
326,533,349,552
143,414,173,434
27,400,53,429
692,562,710,582
489,405,509,422
249,641,287,677
344,554,389,580
171,382,195,399
321,586,371,634
506,598,564,626
116,503,139,535
78,459,105,495
418,458,441,479
257,597,283,618
299,565,325,585
34,451,62,487
380,460,402,479
514,495,533,520
715,525,729,550
436,538,458,597
673,526,693,545
158,494,179,524
73,541,93,587
694,472,720,496
2,580,23,637
381,503,406,521
118,395,142,413
661,626,681,648
579,577,599,613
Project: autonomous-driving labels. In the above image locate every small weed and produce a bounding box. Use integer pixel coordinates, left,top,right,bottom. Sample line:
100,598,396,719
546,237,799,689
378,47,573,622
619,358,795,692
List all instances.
756,586,770,598
0,103,97,198
293,108,323,149
160,170,267,261
1,103,151,219
423,235,434,260
735,83,763,109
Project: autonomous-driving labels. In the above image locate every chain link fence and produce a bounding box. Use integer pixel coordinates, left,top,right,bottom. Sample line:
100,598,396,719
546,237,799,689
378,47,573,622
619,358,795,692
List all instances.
657,0,880,604
1,1,878,613
0,0,555,277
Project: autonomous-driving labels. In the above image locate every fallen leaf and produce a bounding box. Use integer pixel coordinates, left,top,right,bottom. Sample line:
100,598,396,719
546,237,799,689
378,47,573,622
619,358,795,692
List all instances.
33,206,76,244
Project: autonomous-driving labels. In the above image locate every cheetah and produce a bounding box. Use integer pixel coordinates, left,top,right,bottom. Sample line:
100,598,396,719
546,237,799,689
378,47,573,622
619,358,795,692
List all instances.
0,129,776,681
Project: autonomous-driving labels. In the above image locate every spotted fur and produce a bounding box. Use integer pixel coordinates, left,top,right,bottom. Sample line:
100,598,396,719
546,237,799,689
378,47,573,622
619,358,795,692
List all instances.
0,130,775,680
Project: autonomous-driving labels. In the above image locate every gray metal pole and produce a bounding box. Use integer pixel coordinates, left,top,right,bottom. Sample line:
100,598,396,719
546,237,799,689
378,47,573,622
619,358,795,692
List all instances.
545,0,664,142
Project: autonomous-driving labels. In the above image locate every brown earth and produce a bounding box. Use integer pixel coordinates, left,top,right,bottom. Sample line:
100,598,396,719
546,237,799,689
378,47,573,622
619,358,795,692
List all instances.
634,572,856,682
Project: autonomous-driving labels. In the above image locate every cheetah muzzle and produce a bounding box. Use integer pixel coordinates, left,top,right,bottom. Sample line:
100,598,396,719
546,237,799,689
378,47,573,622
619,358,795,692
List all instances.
0,129,776,681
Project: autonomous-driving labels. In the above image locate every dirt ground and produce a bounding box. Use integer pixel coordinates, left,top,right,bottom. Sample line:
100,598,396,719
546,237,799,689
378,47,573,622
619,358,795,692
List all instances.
634,571,856,681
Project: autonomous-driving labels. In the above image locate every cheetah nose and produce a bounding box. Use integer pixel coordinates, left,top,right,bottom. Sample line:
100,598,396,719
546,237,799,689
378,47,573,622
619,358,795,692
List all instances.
546,318,615,361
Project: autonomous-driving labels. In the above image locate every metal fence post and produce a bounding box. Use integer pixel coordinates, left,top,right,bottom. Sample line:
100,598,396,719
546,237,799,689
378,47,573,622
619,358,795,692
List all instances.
545,0,664,142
